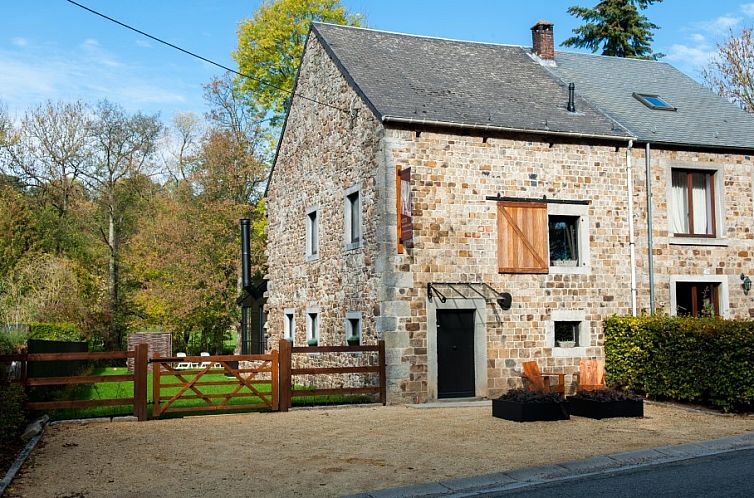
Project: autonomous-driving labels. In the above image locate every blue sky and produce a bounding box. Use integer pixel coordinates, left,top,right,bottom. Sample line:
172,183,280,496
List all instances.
2,1,754,120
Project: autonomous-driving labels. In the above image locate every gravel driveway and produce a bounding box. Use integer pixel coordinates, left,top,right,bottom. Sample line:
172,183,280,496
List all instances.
7,402,754,497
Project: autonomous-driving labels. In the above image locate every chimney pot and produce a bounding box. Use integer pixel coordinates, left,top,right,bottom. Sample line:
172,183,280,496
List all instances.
531,20,555,60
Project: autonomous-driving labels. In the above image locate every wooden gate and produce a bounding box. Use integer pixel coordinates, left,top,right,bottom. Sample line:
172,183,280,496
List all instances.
150,353,278,417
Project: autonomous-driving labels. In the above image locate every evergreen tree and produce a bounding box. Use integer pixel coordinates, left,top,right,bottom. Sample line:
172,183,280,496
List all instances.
562,0,662,58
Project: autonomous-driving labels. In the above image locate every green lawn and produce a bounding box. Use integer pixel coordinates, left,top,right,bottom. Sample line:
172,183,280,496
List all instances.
33,367,373,421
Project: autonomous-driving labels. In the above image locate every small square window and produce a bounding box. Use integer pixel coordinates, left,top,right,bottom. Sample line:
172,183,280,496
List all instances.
549,215,579,267
346,191,361,245
554,321,580,347
633,92,676,111
306,210,319,257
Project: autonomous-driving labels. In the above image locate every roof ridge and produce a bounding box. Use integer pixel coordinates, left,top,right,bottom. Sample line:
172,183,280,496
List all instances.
312,22,524,50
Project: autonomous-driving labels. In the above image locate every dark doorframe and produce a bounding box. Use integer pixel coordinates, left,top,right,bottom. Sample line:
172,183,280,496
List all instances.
436,309,476,398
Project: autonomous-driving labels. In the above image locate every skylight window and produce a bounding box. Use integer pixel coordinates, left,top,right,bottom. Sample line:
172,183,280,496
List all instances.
633,92,676,111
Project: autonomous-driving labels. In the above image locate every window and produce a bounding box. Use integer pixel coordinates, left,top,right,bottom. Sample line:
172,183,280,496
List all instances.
549,216,579,266
345,312,362,345
345,188,361,248
554,321,580,347
306,209,319,257
670,170,716,237
307,312,319,342
676,282,720,317
283,310,295,344
497,201,548,273
633,92,676,111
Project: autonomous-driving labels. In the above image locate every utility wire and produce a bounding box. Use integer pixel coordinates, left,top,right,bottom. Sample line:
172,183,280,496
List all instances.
65,0,351,114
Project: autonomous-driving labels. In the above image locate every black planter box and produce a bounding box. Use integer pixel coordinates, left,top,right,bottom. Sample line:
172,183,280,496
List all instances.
492,398,570,422
567,397,643,419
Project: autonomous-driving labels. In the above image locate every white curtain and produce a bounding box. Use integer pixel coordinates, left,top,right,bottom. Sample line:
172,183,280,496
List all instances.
671,171,689,234
691,173,709,234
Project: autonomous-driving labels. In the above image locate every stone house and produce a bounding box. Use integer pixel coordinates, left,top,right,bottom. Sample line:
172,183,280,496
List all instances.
264,21,754,403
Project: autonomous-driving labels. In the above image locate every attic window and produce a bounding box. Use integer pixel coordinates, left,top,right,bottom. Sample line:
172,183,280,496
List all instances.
633,93,676,111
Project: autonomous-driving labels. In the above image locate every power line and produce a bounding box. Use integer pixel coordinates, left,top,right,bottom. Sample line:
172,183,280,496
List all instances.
65,0,351,114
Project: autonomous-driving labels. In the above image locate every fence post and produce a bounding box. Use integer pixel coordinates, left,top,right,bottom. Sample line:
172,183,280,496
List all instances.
271,349,279,411
133,343,148,421
278,339,291,412
378,340,386,406
152,353,161,418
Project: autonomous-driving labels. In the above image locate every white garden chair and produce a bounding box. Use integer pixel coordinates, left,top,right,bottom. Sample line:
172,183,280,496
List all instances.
175,352,191,370
199,352,212,369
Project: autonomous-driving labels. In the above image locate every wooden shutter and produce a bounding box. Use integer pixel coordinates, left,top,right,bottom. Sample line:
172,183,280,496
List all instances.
497,201,548,273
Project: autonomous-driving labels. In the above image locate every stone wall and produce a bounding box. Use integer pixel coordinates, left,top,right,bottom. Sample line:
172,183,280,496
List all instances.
126,332,172,372
264,32,386,389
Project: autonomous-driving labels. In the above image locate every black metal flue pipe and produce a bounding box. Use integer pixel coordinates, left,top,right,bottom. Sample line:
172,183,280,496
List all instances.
567,82,576,113
240,218,251,290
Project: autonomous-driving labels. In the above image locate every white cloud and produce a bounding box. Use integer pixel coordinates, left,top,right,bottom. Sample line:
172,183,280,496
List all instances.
135,39,152,48
694,15,741,35
11,37,28,47
742,3,754,17
666,42,716,69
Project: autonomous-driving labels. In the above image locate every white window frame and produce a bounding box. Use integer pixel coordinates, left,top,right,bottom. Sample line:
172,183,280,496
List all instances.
345,311,362,345
669,275,729,318
547,204,590,275
283,308,295,344
306,305,320,343
344,185,362,250
305,206,319,260
664,161,726,246
546,310,590,358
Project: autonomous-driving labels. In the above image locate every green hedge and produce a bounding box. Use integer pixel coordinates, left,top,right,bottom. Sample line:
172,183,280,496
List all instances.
605,316,754,412
27,322,82,342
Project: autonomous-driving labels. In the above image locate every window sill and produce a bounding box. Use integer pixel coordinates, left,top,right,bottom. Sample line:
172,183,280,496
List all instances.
549,265,591,275
552,346,587,358
305,254,320,262
668,237,729,247
344,241,363,252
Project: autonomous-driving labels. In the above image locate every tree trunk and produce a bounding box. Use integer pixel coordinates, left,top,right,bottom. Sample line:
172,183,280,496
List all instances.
108,197,120,348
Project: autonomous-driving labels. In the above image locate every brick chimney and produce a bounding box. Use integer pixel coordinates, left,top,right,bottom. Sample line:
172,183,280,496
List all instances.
531,20,555,60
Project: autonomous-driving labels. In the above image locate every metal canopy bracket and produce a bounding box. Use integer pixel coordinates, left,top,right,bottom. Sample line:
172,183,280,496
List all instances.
427,282,512,310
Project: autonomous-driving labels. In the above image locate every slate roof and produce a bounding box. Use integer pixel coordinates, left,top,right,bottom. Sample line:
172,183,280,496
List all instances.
312,23,631,140
550,52,754,150
311,23,754,151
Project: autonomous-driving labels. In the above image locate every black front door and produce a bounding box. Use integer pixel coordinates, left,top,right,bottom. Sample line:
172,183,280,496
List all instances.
437,310,475,398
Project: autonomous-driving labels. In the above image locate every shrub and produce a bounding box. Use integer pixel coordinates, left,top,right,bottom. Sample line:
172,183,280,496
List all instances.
27,322,82,342
0,383,26,443
498,388,565,403
0,330,26,355
605,316,754,412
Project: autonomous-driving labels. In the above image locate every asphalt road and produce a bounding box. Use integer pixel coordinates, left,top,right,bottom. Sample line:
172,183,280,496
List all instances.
481,448,754,498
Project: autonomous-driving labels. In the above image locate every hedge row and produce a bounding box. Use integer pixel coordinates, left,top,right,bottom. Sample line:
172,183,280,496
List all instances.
27,322,82,342
604,316,754,412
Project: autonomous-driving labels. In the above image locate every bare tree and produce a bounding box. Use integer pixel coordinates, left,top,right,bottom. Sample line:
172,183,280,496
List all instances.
0,101,92,252
161,112,203,184
703,27,754,113
82,101,161,347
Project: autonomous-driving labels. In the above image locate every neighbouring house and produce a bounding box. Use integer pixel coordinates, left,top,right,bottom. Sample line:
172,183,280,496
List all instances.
264,21,754,403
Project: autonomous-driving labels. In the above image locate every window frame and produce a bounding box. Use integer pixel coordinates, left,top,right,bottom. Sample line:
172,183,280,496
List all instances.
547,203,591,275
669,275,729,318
305,206,319,260
546,310,590,358
665,162,725,245
633,92,676,111
670,169,717,238
283,308,295,344
345,311,362,345
344,185,362,250
306,306,320,343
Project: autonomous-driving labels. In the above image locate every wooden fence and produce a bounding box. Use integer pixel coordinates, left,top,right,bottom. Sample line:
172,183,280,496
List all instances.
150,353,279,417
0,344,148,421
278,339,386,412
